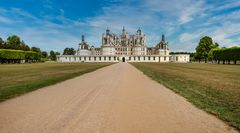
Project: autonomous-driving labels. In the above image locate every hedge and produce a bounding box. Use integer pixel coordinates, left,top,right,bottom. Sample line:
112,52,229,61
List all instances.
0,49,40,63
25,51,41,61
212,47,240,64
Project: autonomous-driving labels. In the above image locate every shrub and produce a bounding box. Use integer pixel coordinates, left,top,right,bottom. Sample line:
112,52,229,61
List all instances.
212,47,240,64
0,49,40,64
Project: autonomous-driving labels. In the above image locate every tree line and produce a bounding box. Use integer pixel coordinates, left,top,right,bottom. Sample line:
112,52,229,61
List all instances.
170,36,239,64
194,36,239,64
1,35,239,64
0,35,60,64
211,47,240,64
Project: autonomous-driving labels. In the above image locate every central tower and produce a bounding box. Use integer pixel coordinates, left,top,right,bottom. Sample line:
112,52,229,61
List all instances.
101,27,146,56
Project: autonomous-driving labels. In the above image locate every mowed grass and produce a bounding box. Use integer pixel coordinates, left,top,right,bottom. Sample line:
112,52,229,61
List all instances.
0,62,112,102
132,63,240,130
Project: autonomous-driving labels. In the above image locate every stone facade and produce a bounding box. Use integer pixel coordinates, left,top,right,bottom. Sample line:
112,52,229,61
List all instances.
57,27,189,63
170,54,190,63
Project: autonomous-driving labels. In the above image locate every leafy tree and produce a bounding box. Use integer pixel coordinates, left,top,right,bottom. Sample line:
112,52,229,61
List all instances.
195,36,218,63
20,41,30,51
6,35,21,49
63,47,76,55
49,50,59,61
31,47,41,53
0,37,3,43
49,50,55,60
208,43,219,61
41,51,48,58
0,37,4,48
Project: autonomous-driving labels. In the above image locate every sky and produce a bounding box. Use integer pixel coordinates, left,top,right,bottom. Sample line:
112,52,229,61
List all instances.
0,0,240,52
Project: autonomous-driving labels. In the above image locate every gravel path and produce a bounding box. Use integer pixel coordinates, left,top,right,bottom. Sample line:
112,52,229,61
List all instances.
0,63,237,133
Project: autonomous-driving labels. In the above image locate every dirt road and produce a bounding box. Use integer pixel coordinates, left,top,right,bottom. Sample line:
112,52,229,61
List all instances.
0,63,237,133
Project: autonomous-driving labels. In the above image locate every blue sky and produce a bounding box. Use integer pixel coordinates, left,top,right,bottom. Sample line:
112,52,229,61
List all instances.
0,0,240,52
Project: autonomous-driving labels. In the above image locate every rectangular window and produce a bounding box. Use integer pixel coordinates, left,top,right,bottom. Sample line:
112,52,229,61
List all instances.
79,57,81,61
153,57,155,60
89,57,91,61
129,57,131,60
104,57,106,60
148,56,150,60
144,56,145,60
84,57,86,61
134,56,135,60
138,56,140,60
94,57,96,61
164,57,166,61
109,57,111,60
114,56,116,60
99,57,101,61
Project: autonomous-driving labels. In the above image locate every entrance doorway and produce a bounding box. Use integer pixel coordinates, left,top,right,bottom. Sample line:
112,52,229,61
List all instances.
122,57,125,62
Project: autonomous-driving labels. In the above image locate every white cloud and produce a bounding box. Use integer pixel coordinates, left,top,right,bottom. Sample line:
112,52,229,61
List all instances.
142,0,205,24
212,0,240,11
0,16,14,23
0,0,239,52
176,21,240,52
0,7,86,51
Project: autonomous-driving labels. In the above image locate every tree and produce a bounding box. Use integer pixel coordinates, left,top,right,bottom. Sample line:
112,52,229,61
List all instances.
31,47,41,53
20,41,30,51
0,37,4,48
215,42,219,47
41,51,48,58
63,47,76,55
49,50,57,61
208,42,219,62
56,52,60,56
6,35,21,49
195,36,218,63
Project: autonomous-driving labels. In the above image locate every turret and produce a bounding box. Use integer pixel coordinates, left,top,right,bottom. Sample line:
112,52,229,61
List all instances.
162,34,165,42
122,26,126,35
82,35,85,42
137,27,141,35
106,27,110,35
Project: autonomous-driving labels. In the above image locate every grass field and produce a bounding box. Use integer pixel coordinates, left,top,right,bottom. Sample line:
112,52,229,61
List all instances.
0,62,112,102
132,63,240,131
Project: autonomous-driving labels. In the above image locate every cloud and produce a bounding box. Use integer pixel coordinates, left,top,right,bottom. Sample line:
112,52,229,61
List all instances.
211,0,240,11
0,16,14,23
142,0,205,24
0,7,86,51
0,0,239,52
176,21,240,52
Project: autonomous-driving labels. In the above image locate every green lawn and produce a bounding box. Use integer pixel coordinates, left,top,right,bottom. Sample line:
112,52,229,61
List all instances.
132,63,240,131
0,62,112,102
